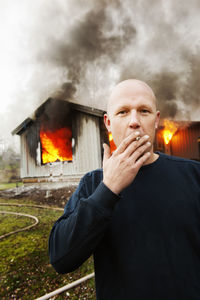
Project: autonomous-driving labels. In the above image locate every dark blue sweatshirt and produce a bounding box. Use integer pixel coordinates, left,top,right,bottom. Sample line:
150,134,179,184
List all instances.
49,153,200,300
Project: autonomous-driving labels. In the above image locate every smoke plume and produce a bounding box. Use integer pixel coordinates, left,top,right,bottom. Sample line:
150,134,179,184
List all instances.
33,0,200,119
2,0,200,151
37,0,136,104
26,99,72,159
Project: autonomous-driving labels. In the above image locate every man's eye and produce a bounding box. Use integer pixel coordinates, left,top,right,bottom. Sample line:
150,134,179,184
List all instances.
118,110,127,115
141,109,149,114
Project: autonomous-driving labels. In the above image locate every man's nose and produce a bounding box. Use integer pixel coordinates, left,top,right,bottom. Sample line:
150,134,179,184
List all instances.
129,110,140,128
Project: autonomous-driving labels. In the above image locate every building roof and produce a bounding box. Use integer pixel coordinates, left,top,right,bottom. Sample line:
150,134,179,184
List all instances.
12,118,33,136
158,119,200,129
12,98,105,135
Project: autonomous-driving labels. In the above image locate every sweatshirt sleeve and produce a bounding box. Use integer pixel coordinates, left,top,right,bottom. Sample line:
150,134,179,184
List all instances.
48,174,119,274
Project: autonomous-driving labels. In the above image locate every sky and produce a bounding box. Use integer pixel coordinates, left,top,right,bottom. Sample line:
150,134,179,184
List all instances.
0,0,200,152
0,0,67,151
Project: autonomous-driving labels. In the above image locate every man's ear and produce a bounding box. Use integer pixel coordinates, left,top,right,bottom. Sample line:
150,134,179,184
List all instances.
104,113,111,132
155,111,160,129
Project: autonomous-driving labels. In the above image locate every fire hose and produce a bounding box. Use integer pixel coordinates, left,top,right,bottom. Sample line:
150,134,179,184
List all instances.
0,203,62,240
0,203,95,298
0,210,39,240
36,272,95,300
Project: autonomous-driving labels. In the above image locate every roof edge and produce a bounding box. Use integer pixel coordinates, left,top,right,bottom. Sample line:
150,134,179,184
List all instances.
12,118,33,135
12,99,105,135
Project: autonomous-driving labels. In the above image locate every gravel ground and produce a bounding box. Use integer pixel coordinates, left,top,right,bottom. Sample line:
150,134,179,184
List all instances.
0,184,77,208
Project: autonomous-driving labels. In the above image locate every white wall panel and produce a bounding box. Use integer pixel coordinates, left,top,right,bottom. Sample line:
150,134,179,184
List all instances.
20,111,102,180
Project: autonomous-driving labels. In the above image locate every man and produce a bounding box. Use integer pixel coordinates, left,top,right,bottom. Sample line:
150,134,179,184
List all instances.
49,79,200,299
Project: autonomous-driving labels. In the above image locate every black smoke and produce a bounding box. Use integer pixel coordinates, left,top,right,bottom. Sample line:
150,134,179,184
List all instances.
35,0,200,119
38,1,136,102
26,98,72,159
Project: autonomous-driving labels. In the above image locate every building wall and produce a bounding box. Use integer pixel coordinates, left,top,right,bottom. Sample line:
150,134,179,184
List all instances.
171,124,200,160
20,111,102,179
155,123,200,161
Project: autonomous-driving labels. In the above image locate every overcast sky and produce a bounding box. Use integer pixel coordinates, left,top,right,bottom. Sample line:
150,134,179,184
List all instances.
1,0,200,152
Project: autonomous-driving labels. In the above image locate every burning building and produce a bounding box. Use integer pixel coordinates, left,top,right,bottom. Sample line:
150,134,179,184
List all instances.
107,119,200,161
12,98,107,186
155,119,200,161
12,96,200,187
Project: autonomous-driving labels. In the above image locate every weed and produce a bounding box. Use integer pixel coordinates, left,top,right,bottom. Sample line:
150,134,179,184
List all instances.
0,198,95,299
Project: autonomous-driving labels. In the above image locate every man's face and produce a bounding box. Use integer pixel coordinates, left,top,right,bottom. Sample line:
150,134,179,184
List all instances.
104,81,160,153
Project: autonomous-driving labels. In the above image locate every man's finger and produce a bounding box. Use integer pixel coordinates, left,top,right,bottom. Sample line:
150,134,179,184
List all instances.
103,143,111,161
130,141,151,162
134,151,151,169
124,134,150,157
116,131,141,154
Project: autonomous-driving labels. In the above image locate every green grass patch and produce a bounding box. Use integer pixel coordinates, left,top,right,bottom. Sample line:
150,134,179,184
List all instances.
0,213,35,236
0,198,95,299
0,182,23,190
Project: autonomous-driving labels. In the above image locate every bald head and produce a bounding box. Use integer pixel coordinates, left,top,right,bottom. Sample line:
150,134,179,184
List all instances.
104,78,160,153
107,79,157,116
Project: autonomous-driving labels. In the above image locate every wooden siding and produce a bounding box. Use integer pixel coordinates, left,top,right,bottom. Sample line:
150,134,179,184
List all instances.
171,124,200,160
155,123,200,161
20,111,102,179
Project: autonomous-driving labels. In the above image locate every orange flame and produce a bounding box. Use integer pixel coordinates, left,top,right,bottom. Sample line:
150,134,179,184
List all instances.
163,130,173,145
109,133,116,153
163,119,177,145
40,127,72,164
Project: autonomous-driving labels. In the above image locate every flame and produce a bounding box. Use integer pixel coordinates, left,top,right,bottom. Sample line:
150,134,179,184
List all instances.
108,133,116,153
163,119,177,145
163,130,173,145
40,127,72,164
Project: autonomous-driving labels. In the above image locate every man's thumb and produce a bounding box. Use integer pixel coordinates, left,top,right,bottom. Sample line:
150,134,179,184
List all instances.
103,143,111,160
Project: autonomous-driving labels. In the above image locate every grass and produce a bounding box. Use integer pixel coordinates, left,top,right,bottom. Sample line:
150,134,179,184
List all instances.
0,198,95,299
0,182,23,190
0,214,35,236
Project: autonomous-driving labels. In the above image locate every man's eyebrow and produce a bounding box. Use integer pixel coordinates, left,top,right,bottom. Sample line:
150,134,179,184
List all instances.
138,104,153,110
114,105,130,111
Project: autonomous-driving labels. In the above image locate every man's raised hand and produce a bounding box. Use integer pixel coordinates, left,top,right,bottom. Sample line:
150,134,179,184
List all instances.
103,132,151,195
